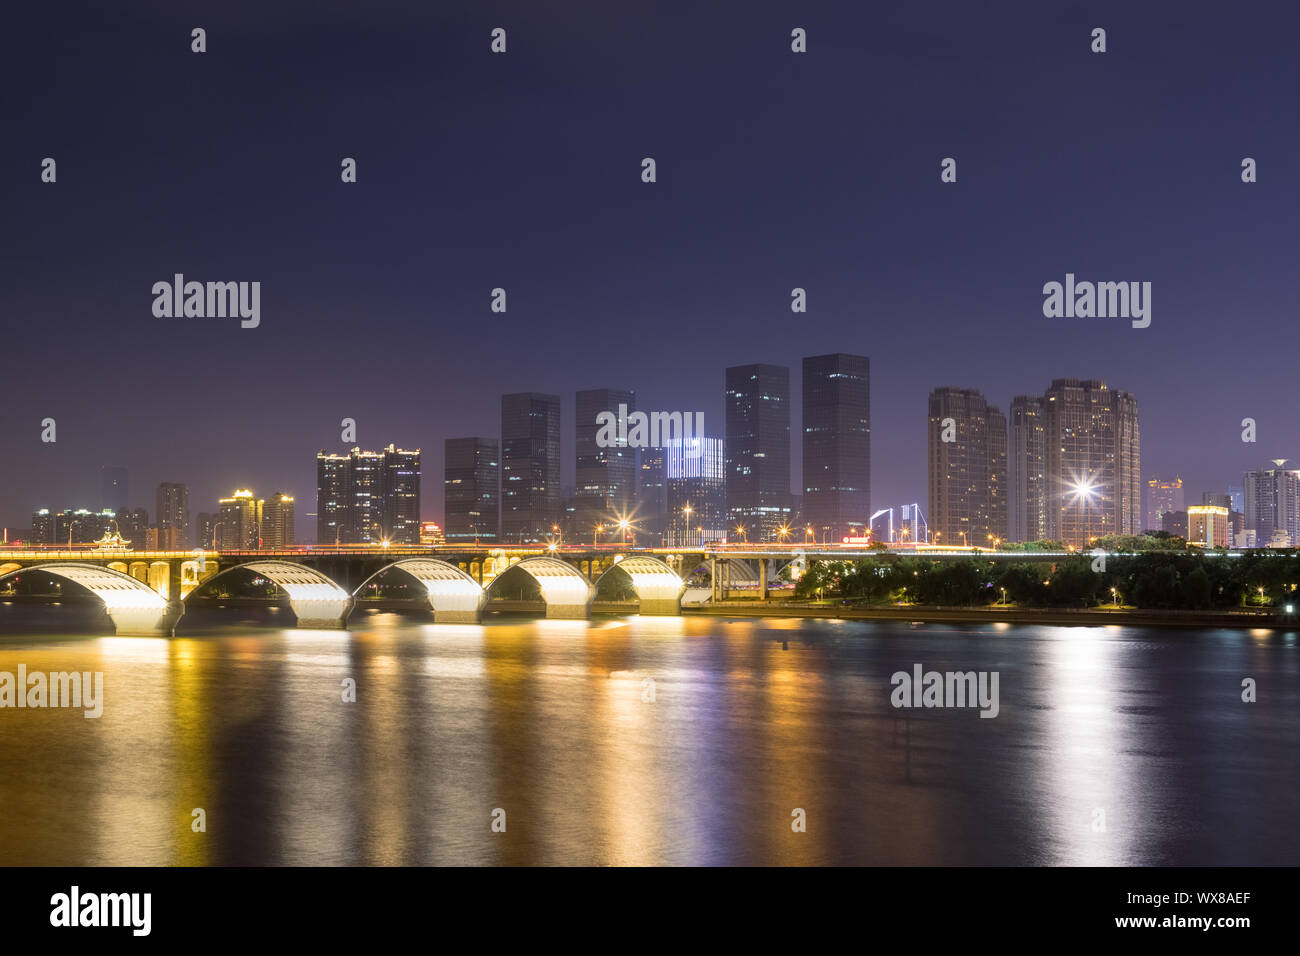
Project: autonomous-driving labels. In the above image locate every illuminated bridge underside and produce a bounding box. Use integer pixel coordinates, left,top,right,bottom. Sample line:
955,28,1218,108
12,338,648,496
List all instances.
489,557,594,619
195,560,354,629
357,559,485,623
597,556,684,615
0,563,183,636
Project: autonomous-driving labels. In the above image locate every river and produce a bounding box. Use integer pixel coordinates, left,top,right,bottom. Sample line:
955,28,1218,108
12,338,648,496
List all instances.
0,603,1296,865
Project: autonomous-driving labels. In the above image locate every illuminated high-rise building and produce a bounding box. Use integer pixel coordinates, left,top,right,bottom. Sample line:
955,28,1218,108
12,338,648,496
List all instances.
636,447,667,546
316,446,421,545
665,437,727,547
218,489,261,550
1008,396,1046,543
316,452,350,546
501,393,561,543
444,437,499,544
262,492,295,549
1187,504,1230,548
725,363,791,541
575,389,637,534
156,482,190,548
1040,379,1140,547
380,445,421,544
1243,461,1300,548
802,353,870,543
927,388,1007,547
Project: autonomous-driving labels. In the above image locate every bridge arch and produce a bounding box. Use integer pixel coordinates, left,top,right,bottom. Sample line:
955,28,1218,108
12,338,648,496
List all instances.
354,558,486,623
594,555,684,615
0,563,182,636
484,556,593,619
186,560,353,629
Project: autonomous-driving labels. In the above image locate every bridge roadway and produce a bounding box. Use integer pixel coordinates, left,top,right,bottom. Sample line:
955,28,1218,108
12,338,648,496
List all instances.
0,543,1131,637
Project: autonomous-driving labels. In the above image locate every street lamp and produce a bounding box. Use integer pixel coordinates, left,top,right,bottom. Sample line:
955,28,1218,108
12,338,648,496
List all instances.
736,524,747,543
805,526,815,544
682,504,693,547
1000,586,1007,606
594,523,604,547
1111,586,1118,608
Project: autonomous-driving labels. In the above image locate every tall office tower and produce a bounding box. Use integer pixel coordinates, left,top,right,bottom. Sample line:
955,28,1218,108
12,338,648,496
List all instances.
1228,484,1245,515
1039,379,1141,547
444,437,500,544
195,512,218,550
1008,396,1046,543
30,510,54,545
381,445,421,544
100,467,128,513
261,493,295,549
665,437,727,547
316,452,350,546
637,447,667,545
724,363,791,541
218,489,262,550
1243,461,1300,547
927,388,1008,548
802,354,870,543
347,447,384,543
1202,491,1231,510
1146,476,1185,532
575,389,637,534
155,482,190,548
501,393,561,543
116,507,149,547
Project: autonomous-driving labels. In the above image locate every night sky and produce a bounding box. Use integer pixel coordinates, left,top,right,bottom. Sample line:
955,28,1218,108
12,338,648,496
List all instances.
3,0,1298,536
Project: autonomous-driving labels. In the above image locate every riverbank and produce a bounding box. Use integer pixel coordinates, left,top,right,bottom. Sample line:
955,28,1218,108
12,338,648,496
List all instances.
683,600,1290,630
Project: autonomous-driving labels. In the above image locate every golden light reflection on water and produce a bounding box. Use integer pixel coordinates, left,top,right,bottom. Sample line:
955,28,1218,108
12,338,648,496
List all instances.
0,611,1296,865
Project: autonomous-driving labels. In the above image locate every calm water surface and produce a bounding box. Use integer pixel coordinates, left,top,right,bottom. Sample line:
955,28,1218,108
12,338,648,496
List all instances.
1,603,1296,865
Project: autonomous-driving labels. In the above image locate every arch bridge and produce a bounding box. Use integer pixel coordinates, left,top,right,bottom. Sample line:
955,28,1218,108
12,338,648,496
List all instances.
0,549,687,634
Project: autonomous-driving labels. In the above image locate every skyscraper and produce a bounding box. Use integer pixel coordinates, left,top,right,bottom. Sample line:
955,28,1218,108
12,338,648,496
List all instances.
315,446,422,545
218,489,261,550
261,493,295,549
444,437,500,543
501,392,561,543
1039,379,1141,547
1008,396,1046,543
381,445,421,544
155,482,190,548
347,447,384,543
316,452,350,546
1243,461,1300,547
802,353,870,543
636,447,667,546
1145,476,1185,533
928,388,1007,547
724,363,791,541
574,389,637,534
100,466,128,513
665,437,727,547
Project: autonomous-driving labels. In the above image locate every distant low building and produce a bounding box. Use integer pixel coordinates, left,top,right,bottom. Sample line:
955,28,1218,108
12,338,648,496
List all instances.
1187,504,1229,548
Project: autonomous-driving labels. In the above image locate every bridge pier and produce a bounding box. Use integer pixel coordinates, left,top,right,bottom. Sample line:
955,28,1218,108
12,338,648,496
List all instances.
290,595,356,629
107,601,185,637
759,558,769,601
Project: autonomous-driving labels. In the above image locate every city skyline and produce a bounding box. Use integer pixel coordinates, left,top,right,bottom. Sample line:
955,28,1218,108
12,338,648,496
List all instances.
4,4,1298,536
